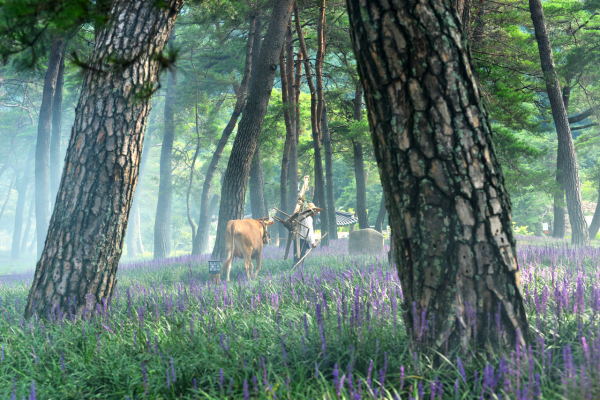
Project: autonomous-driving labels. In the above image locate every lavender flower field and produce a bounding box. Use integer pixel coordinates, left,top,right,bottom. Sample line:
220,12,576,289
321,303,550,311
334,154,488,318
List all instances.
0,237,599,399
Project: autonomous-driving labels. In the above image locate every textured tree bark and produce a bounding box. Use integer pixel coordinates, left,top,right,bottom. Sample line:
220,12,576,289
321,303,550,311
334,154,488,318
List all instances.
12,148,35,259
21,195,35,253
552,86,570,238
35,37,64,257
279,39,293,246
250,146,268,219
322,105,337,239
294,1,329,246
50,51,66,211
126,125,153,258
346,0,529,353
154,31,177,260
25,0,183,319
352,85,369,229
191,15,257,256
212,0,294,258
374,192,386,233
529,0,588,245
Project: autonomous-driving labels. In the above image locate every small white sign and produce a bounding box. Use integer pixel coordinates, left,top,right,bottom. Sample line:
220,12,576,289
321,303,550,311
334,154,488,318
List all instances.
542,223,548,231
208,260,221,274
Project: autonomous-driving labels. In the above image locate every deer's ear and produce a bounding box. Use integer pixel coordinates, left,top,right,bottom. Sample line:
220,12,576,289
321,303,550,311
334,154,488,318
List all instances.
266,220,275,226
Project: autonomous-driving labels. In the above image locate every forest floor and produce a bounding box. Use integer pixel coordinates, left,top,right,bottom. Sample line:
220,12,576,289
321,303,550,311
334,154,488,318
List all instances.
0,237,598,399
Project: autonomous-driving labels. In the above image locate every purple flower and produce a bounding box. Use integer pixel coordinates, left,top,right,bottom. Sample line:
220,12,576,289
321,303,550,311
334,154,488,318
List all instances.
219,368,224,390
170,356,176,382
244,380,250,400
457,356,466,383
315,362,319,379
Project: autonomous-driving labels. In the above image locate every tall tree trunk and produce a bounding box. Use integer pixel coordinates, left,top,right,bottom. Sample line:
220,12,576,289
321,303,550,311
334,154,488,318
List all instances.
21,194,35,253
529,0,588,245
201,194,220,254
212,0,294,258
127,125,153,258
552,85,570,238
35,37,64,257
352,85,369,229
287,50,302,216
154,31,177,260
50,50,66,211
279,37,293,246
346,0,529,353
250,146,268,219
191,15,258,256
25,0,183,319
322,105,337,239
294,1,329,246
12,148,35,259
374,192,386,233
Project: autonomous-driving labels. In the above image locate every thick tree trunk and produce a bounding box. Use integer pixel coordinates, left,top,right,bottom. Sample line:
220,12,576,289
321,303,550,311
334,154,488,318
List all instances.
346,0,529,353
352,85,369,230
279,38,293,246
25,0,183,319
201,195,220,254
374,192,386,233
322,105,337,239
35,37,64,257
529,0,588,245
294,1,329,246
127,126,153,258
154,31,177,260
21,194,35,253
50,52,66,211
212,0,294,258
191,15,258,256
12,148,35,259
250,146,268,219
552,86,571,238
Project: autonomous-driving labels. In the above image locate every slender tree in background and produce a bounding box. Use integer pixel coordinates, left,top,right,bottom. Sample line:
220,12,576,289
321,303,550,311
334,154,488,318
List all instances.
279,27,293,246
154,31,177,260
294,1,329,246
201,194,220,254
21,195,35,253
250,146,268,219
191,14,258,256
12,148,35,259
351,84,369,229
50,48,66,210
552,85,570,238
589,178,600,238
287,47,302,216
212,0,294,257
529,0,588,245
0,173,16,224
127,124,154,257
322,105,337,239
35,36,63,257
25,0,184,319
374,192,386,233
346,0,529,352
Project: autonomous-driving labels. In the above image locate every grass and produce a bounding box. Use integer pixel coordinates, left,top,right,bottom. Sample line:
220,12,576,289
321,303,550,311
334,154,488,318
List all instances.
0,237,599,399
